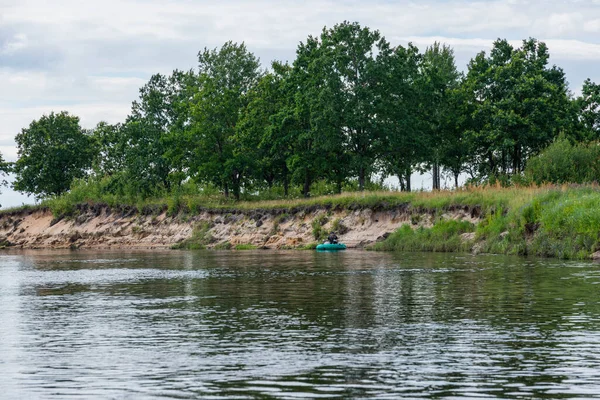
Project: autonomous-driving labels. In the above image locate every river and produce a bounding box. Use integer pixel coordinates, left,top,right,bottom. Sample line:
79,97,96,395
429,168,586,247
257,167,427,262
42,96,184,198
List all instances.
1,250,599,398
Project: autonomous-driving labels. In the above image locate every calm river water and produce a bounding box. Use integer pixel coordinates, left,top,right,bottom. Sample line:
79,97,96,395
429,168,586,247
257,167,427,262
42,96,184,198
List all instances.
1,250,600,399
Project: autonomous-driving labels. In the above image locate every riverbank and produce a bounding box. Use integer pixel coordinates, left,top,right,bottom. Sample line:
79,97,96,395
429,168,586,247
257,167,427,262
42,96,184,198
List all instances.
1,185,600,259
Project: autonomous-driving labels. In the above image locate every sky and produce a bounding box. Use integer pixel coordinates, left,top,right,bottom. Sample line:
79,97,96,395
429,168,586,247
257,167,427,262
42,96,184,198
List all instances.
1,0,600,207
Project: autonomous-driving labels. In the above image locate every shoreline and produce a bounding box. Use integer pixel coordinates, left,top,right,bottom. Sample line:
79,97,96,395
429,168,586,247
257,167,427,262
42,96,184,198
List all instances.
2,185,600,260
0,202,477,251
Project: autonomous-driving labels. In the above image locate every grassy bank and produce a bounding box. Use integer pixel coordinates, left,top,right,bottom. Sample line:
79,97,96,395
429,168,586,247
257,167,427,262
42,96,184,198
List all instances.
5,181,600,259
371,185,600,259
36,177,545,218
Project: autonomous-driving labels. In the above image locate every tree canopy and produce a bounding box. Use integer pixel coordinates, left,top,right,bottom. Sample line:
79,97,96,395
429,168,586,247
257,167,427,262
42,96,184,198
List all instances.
13,111,94,197
11,24,600,200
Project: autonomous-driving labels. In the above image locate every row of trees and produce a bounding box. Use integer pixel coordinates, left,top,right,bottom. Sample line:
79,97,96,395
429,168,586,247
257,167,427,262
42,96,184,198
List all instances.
7,22,600,199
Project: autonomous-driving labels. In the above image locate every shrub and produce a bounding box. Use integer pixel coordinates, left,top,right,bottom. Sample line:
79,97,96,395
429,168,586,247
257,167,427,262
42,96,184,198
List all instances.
526,137,600,185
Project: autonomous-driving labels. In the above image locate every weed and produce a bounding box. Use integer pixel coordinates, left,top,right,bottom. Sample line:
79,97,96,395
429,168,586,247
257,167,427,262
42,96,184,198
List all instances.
234,244,258,250
172,221,214,250
311,214,329,240
331,218,349,234
214,241,232,250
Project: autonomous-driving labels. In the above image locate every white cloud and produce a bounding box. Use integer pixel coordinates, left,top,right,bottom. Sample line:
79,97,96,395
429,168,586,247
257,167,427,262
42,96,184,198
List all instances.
584,18,600,32
402,36,600,61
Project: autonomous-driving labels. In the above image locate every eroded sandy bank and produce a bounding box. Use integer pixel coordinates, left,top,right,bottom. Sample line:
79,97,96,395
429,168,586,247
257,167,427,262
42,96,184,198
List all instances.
0,204,481,250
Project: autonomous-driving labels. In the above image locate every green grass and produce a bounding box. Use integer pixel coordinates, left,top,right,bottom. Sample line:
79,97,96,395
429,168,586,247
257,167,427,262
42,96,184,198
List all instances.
171,221,214,250
297,242,319,250
32,175,548,219
234,244,258,250
373,185,600,259
371,219,475,253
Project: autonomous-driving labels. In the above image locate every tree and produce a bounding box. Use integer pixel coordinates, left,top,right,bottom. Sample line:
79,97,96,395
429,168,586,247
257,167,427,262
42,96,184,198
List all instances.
13,111,94,197
121,70,197,196
0,152,10,201
464,38,571,179
439,84,474,188
377,43,424,191
90,121,125,178
575,79,600,140
308,21,389,191
287,32,349,196
190,42,262,200
236,63,293,195
420,43,460,190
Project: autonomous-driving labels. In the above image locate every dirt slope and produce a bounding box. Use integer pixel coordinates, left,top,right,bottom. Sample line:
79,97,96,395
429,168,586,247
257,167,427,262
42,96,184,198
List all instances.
0,204,479,250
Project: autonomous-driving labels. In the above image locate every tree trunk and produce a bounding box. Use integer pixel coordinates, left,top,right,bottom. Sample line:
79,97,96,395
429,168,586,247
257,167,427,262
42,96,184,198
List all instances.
398,174,406,192
265,173,274,189
232,179,240,201
358,166,365,191
454,172,459,189
405,167,411,192
488,152,495,176
303,172,311,198
513,144,520,173
283,174,289,197
336,179,342,194
224,183,229,198
432,162,441,190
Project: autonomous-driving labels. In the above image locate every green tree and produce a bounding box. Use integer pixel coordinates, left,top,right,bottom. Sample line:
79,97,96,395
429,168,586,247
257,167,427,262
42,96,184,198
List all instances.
377,43,423,191
420,43,461,190
236,63,293,195
575,79,600,140
13,111,95,197
526,136,600,184
286,32,348,196
0,152,10,197
121,70,197,196
464,38,571,179
439,84,474,188
190,41,262,200
90,121,125,178
314,21,388,191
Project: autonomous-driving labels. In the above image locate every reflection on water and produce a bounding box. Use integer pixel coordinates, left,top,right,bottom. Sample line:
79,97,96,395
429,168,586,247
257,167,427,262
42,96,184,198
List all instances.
1,250,600,398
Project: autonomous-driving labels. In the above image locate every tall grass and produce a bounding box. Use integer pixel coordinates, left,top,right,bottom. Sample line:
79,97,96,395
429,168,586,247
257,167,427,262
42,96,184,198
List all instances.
374,184,600,259
371,219,475,252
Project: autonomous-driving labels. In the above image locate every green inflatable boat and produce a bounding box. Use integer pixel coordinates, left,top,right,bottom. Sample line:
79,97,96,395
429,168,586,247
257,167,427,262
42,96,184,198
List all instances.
316,243,347,251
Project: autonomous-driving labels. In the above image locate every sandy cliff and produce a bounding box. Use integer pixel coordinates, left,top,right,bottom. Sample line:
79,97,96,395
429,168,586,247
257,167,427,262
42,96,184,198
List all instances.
0,204,480,250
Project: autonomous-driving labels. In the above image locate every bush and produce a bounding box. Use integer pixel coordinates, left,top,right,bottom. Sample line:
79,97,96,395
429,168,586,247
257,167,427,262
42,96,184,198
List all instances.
526,137,600,185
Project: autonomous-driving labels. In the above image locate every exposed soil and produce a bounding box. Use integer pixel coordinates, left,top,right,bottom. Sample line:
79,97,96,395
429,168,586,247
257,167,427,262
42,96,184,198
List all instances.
0,205,481,250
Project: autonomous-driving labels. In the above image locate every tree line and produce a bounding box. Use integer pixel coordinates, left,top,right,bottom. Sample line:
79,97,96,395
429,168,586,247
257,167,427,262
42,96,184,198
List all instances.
5,21,600,200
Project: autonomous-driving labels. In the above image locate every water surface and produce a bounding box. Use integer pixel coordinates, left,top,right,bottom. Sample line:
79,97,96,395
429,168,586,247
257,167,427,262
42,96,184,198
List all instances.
1,250,600,398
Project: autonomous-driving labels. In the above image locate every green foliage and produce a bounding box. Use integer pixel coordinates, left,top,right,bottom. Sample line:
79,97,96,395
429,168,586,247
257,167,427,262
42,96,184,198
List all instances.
12,26,600,212
171,221,214,250
298,242,318,250
0,151,10,201
575,79,600,140
214,241,232,250
464,38,571,178
234,244,258,250
331,218,349,234
190,41,262,200
371,220,475,252
525,137,600,184
311,214,329,240
13,111,95,197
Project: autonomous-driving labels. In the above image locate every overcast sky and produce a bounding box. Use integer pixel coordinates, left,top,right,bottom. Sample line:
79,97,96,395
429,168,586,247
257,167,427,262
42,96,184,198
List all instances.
1,0,600,207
